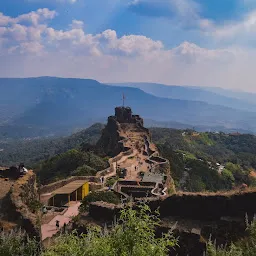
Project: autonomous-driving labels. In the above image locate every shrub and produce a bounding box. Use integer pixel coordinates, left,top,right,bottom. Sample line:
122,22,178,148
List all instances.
43,204,178,256
207,217,256,256
0,229,40,256
106,177,118,187
27,199,42,214
71,165,97,176
80,191,120,212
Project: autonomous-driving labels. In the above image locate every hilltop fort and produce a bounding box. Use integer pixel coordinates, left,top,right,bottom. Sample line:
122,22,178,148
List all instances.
96,106,176,198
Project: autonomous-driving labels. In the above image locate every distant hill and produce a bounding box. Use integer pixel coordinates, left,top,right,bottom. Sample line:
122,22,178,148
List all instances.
1,77,256,138
194,86,256,104
110,82,256,113
144,119,253,134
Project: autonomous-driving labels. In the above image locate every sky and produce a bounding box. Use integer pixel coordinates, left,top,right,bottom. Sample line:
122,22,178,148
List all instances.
1,0,256,91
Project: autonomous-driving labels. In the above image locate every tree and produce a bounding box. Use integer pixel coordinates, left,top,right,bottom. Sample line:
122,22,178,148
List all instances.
43,204,177,256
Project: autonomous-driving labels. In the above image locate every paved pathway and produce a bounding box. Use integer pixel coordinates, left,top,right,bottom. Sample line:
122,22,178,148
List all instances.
41,202,81,241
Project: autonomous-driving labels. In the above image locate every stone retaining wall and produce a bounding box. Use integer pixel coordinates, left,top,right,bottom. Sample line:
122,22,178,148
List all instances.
89,189,256,222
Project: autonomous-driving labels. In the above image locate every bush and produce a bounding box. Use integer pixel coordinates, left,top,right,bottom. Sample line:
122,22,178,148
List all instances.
207,217,256,256
0,229,40,256
43,204,178,256
80,191,120,212
27,200,42,214
71,165,97,176
106,177,118,187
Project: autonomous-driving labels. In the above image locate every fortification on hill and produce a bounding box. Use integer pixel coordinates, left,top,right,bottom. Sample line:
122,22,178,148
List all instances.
97,106,176,197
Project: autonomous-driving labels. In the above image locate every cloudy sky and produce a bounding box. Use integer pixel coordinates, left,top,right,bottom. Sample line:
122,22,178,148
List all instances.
1,0,256,91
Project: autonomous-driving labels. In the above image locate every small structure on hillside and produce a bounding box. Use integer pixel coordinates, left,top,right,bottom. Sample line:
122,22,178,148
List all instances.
48,180,89,207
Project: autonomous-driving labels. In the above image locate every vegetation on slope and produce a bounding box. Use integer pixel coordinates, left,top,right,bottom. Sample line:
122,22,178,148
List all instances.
3,123,256,191
0,123,104,167
151,128,256,192
36,149,108,185
80,191,121,211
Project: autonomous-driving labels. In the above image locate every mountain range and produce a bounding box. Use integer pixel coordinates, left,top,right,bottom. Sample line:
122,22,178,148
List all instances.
1,77,256,139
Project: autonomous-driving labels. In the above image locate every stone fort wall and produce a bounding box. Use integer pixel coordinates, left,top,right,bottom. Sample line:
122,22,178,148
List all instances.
89,189,256,222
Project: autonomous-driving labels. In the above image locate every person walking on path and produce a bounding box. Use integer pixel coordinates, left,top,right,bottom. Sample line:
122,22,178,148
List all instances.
63,222,67,233
56,220,60,230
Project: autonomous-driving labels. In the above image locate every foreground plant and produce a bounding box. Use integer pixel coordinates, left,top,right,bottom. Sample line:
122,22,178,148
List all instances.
0,229,40,256
206,216,256,256
44,204,178,256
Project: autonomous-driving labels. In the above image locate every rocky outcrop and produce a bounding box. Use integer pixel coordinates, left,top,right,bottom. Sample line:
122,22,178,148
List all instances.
96,107,146,156
4,171,41,240
96,116,124,157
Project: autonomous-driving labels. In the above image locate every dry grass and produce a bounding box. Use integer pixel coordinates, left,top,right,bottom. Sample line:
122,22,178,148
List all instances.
0,220,17,231
249,169,256,178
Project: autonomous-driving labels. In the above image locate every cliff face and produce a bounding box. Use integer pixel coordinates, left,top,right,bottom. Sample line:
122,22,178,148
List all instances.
96,107,146,157
96,116,124,157
2,171,41,240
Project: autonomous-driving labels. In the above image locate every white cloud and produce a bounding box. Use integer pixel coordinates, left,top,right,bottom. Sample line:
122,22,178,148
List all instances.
129,0,212,29
210,10,256,42
15,8,57,26
1,8,256,92
70,20,84,29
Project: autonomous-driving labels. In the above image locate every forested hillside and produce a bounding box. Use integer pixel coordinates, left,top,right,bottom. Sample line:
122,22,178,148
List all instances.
0,123,104,167
2,124,256,191
151,128,256,192
36,149,109,184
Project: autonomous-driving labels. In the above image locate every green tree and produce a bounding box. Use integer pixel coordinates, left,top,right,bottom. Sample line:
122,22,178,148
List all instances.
71,165,97,176
221,169,235,190
43,204,177,256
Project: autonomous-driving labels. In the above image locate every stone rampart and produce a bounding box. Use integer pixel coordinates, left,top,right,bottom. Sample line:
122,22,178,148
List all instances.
89,189,256,222
160,190,256,220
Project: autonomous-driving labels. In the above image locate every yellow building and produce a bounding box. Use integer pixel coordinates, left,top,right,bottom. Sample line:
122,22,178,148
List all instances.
49,180,89,207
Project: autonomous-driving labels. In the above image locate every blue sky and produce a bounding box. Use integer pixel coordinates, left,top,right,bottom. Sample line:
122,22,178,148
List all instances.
1,0,256,91
0,0,252,46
